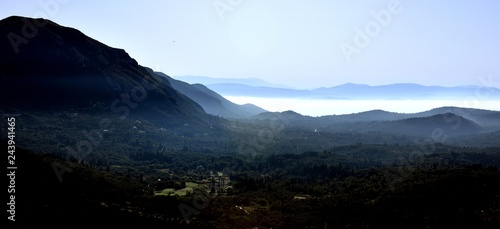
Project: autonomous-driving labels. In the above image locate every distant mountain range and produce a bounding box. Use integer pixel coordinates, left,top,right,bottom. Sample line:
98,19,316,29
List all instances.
1,16,499,150
173,75,291,88
205,83,500,100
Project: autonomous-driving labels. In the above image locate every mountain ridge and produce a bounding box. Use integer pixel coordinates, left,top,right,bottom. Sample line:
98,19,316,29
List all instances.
154,71,267,118
255,106,499,121
0,16,214,127
250,107,497,139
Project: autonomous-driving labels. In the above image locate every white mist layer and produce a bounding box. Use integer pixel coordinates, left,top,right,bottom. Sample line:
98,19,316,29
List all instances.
225,96,500,117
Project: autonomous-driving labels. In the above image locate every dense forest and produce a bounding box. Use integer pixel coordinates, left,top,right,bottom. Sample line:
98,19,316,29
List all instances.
7,140,500,229
1,16,499,229
3,103,500,229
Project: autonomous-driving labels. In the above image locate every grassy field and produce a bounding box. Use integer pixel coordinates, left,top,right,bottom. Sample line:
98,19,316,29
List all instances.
154,182,202,196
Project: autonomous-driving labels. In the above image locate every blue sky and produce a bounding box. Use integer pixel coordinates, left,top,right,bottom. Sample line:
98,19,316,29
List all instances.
1,0,500,89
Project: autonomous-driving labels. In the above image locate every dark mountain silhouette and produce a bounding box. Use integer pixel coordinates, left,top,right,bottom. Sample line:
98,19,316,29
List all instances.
153,71,267,118
0,16,211,126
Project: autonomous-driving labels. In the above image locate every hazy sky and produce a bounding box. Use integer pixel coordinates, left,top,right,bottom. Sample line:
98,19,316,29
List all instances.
2,0,500,89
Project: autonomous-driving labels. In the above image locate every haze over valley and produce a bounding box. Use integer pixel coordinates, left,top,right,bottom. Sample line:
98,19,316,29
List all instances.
174,75,500,116
1,1,500,228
